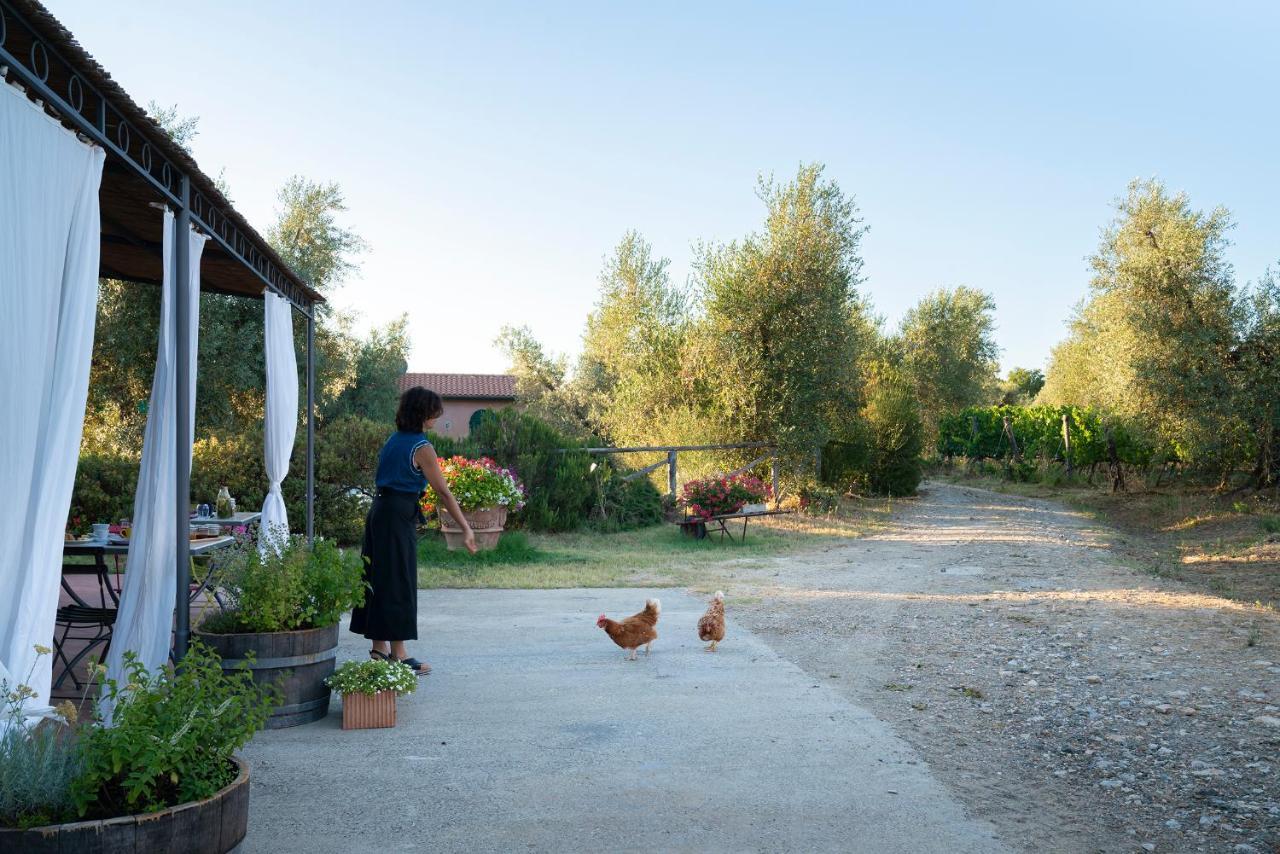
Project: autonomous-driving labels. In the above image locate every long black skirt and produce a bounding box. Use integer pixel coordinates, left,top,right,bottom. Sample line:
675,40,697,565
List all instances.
350,490,420,641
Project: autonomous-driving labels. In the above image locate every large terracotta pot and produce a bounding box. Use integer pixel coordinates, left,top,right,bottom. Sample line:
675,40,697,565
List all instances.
0,756,250,853
439,506,507,551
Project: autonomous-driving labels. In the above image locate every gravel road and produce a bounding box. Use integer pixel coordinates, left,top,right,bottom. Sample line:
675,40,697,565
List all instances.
723,481,1279,853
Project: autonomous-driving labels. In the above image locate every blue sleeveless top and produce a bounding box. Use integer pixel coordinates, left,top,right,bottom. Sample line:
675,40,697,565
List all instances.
375,431,432,493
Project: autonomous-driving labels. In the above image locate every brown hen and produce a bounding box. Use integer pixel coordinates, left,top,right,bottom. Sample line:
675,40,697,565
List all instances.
596,598,660,660
697,590,725,651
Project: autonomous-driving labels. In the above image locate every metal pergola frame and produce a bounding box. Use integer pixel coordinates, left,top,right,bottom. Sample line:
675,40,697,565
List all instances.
1,0,319,661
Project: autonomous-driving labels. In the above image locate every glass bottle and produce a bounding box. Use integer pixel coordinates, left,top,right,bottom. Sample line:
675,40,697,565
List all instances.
216,486,234,519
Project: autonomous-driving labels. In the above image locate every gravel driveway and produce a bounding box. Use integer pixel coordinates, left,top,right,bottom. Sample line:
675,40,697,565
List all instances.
727,481,1280,853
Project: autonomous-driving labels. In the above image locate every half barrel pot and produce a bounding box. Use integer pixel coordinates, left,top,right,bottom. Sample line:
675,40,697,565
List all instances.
195,622,338,728
0,755,250,854
439,506,507,551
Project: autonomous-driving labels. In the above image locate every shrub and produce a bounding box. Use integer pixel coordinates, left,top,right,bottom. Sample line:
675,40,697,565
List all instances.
72,643,275,819
68,454,140,534
591,468,664,531
0,648,82,828
325,659,418,696
200,535,366,634
468,409,595,532
820,364,922,497
861,376,923,496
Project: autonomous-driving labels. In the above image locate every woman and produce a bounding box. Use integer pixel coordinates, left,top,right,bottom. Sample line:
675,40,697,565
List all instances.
350,386,476,675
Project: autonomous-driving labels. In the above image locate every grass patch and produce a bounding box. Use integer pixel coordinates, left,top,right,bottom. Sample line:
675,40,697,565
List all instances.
417,501,892,589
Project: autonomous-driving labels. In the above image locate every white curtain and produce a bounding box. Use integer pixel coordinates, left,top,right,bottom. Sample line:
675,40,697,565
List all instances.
260,292,298,547
0,82,105,714
104,213,206,693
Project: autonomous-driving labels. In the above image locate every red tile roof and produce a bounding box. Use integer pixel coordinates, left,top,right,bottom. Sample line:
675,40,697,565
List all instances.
398,373,517,400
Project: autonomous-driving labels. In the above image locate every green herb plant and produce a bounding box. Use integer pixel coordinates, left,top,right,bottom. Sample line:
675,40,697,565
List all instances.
202,534,365,634
71,643,276,819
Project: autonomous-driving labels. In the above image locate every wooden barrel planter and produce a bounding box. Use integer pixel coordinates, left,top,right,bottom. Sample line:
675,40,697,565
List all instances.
194,623,338,728
0,755,249,854
440,506,507,551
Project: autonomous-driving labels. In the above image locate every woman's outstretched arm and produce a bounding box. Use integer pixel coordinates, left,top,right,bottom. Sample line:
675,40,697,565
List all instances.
416,444,478,554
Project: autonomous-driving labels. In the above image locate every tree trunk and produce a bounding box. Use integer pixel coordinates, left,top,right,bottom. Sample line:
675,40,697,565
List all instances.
1105,426,1125,493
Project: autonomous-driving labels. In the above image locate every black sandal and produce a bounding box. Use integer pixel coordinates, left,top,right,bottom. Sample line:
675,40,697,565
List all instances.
393,655,431,676
369,649,390,661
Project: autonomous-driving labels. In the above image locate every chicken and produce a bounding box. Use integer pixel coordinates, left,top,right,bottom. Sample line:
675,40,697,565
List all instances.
697,590,726,651
596,598,660,660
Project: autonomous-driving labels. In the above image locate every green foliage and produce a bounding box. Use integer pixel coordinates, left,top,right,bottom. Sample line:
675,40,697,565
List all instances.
1,651,82,828
590,469,665,532
1041,179,1241,475
72,643,275,819
467,409,595,532
860,364,924,495
67,454,139,530
694,163,871,463
896,285,1000,447
325,659,418,697
1000,367,1045,405
201,536,365,633
937,405,1154,471
578,231,692,446
494,325,599,438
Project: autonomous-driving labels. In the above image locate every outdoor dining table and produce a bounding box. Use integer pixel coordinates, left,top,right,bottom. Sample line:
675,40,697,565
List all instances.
55,535,236,690
190,510,262,530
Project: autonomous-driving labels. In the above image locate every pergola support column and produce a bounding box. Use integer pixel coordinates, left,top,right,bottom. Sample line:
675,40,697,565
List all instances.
306,313,315,545
174,178,192,663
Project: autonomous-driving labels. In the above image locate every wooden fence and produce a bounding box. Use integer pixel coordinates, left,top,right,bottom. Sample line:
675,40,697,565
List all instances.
573,442,779,501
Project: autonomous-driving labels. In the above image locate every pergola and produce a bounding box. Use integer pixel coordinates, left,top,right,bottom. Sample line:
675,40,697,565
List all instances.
0,0,322,660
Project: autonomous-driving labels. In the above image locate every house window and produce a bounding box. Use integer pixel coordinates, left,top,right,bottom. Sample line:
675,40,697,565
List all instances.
468,409,491,433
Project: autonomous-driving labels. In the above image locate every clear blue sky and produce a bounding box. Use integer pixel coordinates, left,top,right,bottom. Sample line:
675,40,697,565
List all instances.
52,1,1280,375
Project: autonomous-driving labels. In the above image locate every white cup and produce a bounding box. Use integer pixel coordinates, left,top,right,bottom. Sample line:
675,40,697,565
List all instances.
92,523,110,542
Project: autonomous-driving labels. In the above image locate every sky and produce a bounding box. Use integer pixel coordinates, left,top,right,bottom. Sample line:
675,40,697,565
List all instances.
50,1,1280,376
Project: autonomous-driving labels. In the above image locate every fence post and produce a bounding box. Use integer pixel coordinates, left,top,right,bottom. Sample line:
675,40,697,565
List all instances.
1061,413,1072,477
667,449,677,501
1002,416,1019,458
771,452,780,503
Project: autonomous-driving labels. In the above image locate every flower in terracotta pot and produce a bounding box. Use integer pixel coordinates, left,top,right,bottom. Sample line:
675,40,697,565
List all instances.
420,457,526,550
326,659,418,730
420,456,526,517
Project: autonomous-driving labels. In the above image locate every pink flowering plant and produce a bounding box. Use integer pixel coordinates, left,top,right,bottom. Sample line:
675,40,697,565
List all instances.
421,456,526,514
679,474,770,520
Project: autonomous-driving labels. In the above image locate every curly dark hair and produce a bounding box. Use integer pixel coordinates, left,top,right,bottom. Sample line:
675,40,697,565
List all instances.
396,386,444,432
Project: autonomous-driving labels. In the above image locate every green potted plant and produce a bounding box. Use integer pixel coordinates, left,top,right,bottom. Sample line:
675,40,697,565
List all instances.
325,658,418,730
0,643,274,853
420,456,526,550
195,533,366,728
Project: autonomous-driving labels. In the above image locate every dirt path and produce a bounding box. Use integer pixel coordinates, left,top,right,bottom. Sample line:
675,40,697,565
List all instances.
716,481,1279,853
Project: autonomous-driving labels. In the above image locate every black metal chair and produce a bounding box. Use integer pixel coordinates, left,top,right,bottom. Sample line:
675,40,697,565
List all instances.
52,552,119,691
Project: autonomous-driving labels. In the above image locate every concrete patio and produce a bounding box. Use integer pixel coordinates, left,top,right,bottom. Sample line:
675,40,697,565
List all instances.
237,589,1009,853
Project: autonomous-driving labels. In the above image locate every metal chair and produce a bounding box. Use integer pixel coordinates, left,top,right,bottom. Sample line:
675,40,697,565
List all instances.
52,553,119,691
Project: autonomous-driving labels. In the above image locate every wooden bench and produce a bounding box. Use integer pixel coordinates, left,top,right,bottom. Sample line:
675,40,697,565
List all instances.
676,509,794,543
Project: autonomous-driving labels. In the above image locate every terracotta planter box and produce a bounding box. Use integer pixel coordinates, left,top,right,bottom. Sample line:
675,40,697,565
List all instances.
439,506,507,551
0,755,249,854
342,690,397,729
